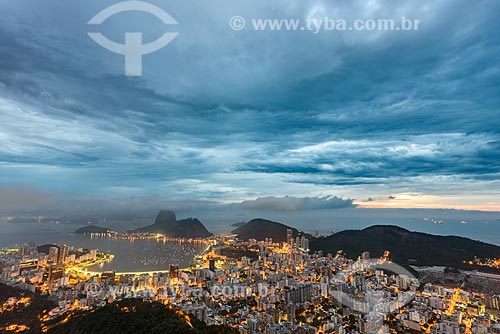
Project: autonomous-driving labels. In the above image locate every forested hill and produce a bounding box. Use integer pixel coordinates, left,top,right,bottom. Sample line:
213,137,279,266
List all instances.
46,299,237,334
232,218,307,242
309,225,500,271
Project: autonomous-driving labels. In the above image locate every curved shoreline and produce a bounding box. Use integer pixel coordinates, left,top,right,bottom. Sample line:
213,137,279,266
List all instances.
70,240,214,276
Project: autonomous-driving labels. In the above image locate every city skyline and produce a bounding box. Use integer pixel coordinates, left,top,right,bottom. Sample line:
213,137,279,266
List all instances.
1,218,499,334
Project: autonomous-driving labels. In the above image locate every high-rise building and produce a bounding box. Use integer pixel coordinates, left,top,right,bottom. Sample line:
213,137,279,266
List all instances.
48,264,65,283
59,245,69,264
359,312,384,333
209,259,216,272
90,249,97,261
300,236,309,251
48,246,59,264
251,319,260,332
19,242,35,257
287,229,293,247
20,260,38,275
396,275,409,290
287,303,296,324
169,265,179,279
486,296,500,310
101,271,116,284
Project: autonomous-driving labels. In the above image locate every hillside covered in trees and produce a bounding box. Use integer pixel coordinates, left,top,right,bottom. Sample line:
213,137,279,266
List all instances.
46,299,237,334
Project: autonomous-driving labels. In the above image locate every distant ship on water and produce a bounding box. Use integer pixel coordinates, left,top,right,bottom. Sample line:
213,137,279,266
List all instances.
424,217,444,224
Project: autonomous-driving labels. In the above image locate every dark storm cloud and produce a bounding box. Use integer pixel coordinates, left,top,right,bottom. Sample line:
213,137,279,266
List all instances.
238,134,500,185
0,186,352,217
234,196,355,211
0,0,499,204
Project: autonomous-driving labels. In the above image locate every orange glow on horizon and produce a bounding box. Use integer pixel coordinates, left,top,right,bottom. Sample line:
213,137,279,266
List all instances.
356,192,500,212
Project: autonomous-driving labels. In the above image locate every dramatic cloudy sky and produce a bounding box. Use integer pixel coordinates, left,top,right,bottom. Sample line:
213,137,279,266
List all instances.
1,0,500,215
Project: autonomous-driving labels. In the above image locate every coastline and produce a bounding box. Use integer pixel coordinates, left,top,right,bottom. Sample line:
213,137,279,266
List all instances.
69,239,214,276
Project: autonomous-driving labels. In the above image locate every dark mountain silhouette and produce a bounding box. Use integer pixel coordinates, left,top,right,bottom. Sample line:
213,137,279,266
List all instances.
232,218,308,242
131,210,212,239
309,225,500,270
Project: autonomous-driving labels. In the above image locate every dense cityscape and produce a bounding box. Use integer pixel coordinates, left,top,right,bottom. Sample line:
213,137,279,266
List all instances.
1,227,499,334
2,1,500,333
